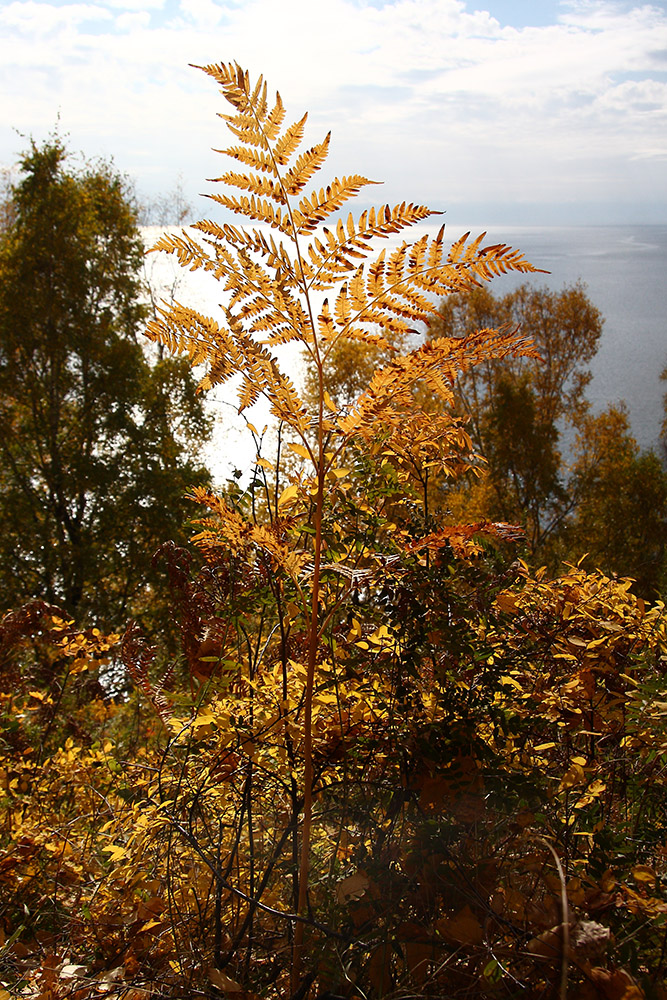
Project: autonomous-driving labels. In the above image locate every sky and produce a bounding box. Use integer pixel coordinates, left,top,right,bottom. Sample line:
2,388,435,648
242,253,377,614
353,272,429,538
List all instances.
1,0,667,225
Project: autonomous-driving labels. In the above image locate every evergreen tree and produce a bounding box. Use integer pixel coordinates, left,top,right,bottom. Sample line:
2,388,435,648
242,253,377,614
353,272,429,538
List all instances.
0,138,212,627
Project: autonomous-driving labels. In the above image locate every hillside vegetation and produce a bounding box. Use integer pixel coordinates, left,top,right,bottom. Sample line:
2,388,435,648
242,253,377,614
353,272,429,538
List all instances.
1,62,667,1000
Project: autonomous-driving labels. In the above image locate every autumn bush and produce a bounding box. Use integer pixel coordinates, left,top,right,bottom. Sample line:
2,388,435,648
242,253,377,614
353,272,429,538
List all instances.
1,61,667,1000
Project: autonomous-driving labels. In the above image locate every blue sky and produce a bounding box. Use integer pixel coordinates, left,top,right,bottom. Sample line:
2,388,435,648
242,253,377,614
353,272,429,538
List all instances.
1,0,666,225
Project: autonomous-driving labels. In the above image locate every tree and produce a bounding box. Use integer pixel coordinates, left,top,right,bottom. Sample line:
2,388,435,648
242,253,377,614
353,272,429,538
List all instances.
429,286,667,593
429,282,604,550
0,138,212,627
565,405,667,596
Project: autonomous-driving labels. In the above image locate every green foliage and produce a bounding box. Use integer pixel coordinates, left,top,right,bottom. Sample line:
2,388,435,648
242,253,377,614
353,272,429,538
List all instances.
0,138,212,628
567,405,667,597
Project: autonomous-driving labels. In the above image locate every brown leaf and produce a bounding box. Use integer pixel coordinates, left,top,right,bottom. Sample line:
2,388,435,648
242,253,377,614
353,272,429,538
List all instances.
336,871,370,904
588,967,645,1000
208,967,244,992
437,905,483,946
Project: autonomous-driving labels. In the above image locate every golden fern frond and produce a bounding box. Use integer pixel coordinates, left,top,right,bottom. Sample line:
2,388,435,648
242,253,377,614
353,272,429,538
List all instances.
149,231,218,274
189,487,308,578
213,170,287,204
338,326,541,437
198,62,311,173
144,302,235,370
215,144,275,174
264,91,286,142
477,243,543,277
294,176,379,234
188,486,250,554
211,314,309,431
300,205,436,291
225,247,310,340
273,114,308,166
196,61,247,107
221,115,267,151
161,60,542,453
282,134,331,194
206,192,294,234
323,327,391,360
446,232,544,280
193,221,295,280
144,298,307,427
328,227,542,344
317,300,335,344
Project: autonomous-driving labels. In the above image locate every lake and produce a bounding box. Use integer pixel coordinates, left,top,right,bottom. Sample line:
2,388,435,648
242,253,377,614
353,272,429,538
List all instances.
144,223,667,479
473,224,667,454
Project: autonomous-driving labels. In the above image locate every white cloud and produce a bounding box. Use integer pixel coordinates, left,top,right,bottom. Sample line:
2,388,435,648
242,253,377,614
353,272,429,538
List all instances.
104,0,165,8
0,1,111,33
115,10,151,30
178,0,224,28
1,0,666,221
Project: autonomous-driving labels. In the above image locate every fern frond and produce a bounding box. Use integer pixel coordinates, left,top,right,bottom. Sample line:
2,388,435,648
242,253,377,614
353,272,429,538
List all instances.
149,230,217,273
216,144,275,174
189,487,309,579
338,326,541,437
295,176,379,234
194,221,300,287
144,303,235,371
478,242,543,276
282,134,331,194
264,92,286,141
213,170,287,204
322,326,391,360
303,204,436,290
221,117,268,150
205,192,294,234
273,114,308,166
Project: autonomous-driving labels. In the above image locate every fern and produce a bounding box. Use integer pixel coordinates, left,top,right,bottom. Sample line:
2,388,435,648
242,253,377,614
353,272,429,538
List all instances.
144,61,546,978
147,59,543,425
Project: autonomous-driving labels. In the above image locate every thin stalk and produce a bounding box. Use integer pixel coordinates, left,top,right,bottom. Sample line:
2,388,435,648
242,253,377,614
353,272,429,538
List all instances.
292,371,326,989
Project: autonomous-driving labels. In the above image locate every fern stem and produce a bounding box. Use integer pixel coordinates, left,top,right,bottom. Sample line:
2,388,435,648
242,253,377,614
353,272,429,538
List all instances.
293,426,324,989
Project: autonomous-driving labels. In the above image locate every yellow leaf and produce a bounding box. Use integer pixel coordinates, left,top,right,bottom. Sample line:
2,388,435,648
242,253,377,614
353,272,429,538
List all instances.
632,865,656,886
287,442,311,460
277,483,299,508
255,457,273,470
102,845,127,862
496,591,518,614
347,618,362,640
559,763,585,792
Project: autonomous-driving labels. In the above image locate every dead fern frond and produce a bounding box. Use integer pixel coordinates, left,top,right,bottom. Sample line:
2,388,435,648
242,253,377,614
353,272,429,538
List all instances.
338,326,541,437
148,60,542,460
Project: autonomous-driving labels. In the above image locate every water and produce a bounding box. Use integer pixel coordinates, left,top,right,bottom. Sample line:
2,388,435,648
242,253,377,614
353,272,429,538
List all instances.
466,224,667,454
144,224,667,478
